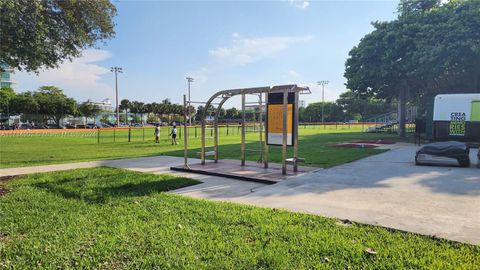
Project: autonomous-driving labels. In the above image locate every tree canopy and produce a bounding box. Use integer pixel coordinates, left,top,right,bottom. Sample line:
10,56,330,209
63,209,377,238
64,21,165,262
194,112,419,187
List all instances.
346,0,480,100
0,0,116,72
344,0,480,135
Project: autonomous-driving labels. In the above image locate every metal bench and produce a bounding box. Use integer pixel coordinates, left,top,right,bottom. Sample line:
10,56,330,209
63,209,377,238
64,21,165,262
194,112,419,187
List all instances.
196,151,215,157
285,157,306,165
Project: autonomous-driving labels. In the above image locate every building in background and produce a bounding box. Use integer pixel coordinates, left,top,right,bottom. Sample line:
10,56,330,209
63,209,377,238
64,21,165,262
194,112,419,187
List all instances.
85,98,114,112
0,63,15,88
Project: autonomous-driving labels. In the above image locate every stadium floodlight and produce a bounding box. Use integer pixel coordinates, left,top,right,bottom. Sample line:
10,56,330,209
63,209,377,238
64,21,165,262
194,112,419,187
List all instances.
317,80,329,124
111,67,123,127
186,77,194,125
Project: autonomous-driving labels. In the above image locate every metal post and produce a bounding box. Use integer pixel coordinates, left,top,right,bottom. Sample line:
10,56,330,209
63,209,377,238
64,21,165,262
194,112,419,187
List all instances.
111,67,123,128
258,93,263,163
186,77,194,126
282,89,288,175
241,93,246,166
115,71,119,127
201,118,206,165
183,95,189,169
142,127,145,142
128,126,131,142
97,128,100,144
113,127,116,142
264,92,269,168
293,91,299,172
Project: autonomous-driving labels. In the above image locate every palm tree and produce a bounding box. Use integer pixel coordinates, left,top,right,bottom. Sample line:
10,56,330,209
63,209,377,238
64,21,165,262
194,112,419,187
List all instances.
145,103,154,123
119,99,130,125
137,102,145,124
129,101,139,123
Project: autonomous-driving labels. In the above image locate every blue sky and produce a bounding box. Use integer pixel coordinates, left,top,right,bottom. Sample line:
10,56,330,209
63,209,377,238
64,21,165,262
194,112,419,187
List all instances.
15,0,399,107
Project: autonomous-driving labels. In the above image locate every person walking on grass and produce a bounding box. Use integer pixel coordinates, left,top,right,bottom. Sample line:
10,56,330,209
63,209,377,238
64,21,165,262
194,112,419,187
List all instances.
170,125,178,145
154,124,160,143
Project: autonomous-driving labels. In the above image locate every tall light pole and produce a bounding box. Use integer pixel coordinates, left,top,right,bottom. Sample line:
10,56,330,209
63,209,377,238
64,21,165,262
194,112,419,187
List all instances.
317,80,329,124
111,66,123,127
186,77,194,125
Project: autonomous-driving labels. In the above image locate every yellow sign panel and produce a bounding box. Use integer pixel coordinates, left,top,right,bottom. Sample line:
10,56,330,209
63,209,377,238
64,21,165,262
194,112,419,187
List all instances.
267,104,293,145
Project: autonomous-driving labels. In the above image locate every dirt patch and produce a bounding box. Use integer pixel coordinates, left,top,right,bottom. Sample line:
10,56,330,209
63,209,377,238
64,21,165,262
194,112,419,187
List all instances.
0,175,16,197
352,140,395,144
0,187,7,197
0,175,17,183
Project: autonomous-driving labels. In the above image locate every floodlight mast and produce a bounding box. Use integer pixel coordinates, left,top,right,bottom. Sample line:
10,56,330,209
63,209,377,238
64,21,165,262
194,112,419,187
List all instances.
317,80,329,124
111,67,123,127
186,77,194,125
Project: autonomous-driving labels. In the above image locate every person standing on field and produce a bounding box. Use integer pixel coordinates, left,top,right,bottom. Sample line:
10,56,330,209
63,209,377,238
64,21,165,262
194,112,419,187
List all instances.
170,125,177,145
154,124,160,143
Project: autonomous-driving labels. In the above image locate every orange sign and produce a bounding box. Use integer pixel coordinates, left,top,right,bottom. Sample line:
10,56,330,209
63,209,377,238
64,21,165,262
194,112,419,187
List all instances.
267,104,293,145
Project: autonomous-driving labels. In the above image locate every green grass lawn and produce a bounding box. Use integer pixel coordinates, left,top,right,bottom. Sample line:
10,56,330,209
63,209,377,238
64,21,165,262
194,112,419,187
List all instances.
0,126,396,168
1,168,478,269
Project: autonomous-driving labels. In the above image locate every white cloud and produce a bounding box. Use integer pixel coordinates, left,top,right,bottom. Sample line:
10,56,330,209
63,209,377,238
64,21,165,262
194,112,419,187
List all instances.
288,70,299,77
185,67,209,87
16,49,113,100
289,0,310,9
34,49,111,87
209,35,312,66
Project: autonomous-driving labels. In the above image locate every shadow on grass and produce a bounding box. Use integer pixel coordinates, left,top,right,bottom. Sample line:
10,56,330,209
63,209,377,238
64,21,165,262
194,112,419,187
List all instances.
33,175,199,204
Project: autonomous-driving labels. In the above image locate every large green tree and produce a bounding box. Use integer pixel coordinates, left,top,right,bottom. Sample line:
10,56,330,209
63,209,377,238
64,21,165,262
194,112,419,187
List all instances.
0,87,15,115
78,102,101,125
0,0,116,72
10,92,39,116
344,0,480,136
33,86,77,126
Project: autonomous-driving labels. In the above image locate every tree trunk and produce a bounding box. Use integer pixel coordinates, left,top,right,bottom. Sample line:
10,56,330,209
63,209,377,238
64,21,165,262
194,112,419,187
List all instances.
398,87,407,138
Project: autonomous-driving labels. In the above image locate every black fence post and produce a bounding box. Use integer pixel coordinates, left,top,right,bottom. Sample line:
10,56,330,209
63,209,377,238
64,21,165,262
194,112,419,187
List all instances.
195,126,197,138
97,128,100,144
128,126,131,142
113,128,116,142
142,127,145,142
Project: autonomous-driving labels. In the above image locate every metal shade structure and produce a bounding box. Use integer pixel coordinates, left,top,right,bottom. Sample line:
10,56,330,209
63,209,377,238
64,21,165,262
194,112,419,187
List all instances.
182,84,310,175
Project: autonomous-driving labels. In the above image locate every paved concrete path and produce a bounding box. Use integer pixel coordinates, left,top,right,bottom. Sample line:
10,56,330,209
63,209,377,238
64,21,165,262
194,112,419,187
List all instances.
230,144,480,245
1,146,479,245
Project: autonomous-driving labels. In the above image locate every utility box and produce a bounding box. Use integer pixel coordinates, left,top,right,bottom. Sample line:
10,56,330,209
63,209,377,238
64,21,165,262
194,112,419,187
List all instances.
433,94,480,142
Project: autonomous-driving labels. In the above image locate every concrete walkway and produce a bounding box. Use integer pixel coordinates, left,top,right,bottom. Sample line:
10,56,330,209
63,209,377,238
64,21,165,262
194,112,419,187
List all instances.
1,146,479,245
230,145,480,245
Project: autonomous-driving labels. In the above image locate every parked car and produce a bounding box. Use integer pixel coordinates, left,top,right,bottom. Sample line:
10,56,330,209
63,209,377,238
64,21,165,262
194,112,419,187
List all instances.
76,124,86,129
18,123,32,130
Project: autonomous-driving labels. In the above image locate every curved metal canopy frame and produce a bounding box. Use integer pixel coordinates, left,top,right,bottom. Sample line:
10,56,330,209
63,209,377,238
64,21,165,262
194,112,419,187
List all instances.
184,84,310,174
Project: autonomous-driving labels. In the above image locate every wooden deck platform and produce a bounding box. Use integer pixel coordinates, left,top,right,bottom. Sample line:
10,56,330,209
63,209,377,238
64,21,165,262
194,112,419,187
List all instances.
170,159,317,184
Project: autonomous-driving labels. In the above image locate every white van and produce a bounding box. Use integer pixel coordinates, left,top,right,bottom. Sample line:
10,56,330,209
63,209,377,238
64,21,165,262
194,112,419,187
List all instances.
433,94,480,142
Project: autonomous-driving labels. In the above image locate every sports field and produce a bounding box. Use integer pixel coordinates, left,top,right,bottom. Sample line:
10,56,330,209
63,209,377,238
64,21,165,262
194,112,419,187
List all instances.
1,167,478,269
0,125,395,169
